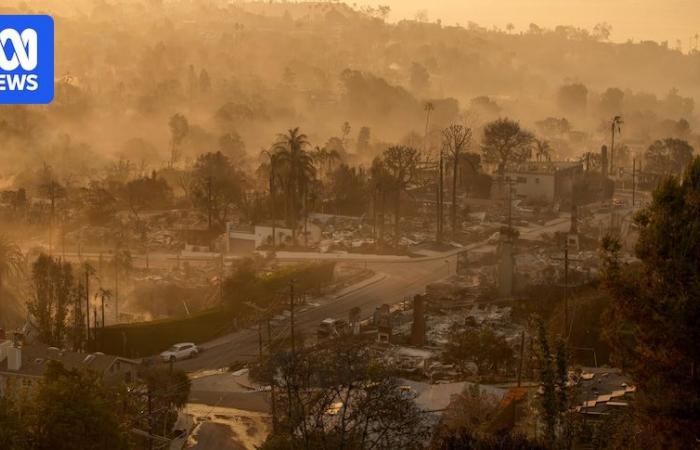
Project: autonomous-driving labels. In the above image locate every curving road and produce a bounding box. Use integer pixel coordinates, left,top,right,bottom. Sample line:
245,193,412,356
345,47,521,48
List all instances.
169,213,583,373
174,253,458,372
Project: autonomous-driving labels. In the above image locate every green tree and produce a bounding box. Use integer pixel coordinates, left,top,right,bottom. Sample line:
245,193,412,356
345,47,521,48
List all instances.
218,131,246,161
168,113,189,167
80,181,117,226
601,157,700,448
191,151,244,231
0,236,24,328
481,118,534,176
28,361,129,450
272,128,316,241
257,340,429,450
644,138,694,176
557,83,588,114
28,254,78,347
139,367,191,438
435,428,546,450
329,164,368,216
356,126,371,155
534,319,570,447
123,173,173,219
0,396,25,450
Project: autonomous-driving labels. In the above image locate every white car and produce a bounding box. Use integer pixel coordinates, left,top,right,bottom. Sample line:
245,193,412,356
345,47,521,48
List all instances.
160,343,199,362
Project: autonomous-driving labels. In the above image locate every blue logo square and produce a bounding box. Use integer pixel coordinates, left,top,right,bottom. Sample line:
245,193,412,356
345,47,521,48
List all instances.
0,15,54,104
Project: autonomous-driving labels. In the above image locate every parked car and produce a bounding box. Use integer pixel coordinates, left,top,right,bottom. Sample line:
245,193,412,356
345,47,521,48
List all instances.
160,342,199,362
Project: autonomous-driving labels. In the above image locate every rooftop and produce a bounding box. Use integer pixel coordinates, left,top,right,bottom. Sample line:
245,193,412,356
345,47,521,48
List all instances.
574,367,636,415
0,342,138,378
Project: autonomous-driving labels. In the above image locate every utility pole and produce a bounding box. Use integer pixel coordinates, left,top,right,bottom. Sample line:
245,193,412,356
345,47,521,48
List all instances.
266,317,277,434
85,265,90,349
502,177,517,230
207,175,213,231
289,280,296,355
115,257,119,323
270,153,277,252
258,320,263,361
563,246,569,339
507,180,513,230
101,290,105,337
517,331,525,387
551,246,582,341
423,102,434,158
632,157,636,208
219,253,224,303
610,116,623,175
437,146,444,242
147,387,153,450
93,306,98,344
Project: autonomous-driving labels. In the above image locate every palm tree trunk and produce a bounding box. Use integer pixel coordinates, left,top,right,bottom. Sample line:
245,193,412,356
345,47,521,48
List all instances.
452,154,459,239
378,189,385,246
372,190,377,239
0,273,4,327
393,189,401,247
436,159,441,243
303,188,308,248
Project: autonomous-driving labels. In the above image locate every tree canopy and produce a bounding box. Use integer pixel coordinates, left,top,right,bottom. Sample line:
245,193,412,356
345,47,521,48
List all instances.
481,119,534,174
601,156,700,447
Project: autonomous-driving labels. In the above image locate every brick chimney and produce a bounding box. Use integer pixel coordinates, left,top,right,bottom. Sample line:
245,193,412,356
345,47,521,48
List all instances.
601,145,609,178
410,295,426,347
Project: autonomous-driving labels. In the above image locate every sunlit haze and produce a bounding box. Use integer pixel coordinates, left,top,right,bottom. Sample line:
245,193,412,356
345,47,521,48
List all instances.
360,0,700,46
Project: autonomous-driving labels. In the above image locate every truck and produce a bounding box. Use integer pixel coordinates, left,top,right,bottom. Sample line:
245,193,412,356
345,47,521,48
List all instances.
317,318,349,340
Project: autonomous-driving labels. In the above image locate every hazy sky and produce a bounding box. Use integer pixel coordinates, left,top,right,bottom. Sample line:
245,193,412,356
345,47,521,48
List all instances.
358,0,700,48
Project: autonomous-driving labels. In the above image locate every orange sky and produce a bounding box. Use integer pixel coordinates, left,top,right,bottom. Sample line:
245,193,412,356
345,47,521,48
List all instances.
359,0,700,49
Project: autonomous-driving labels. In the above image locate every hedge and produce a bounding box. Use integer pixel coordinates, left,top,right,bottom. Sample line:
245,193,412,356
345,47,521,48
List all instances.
96,307,231,358
97,262,336,358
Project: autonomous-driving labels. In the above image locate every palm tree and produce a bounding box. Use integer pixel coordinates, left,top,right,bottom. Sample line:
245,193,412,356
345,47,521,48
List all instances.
311,146,329,180
325,148,341,177
260,149,281,250
273,128,316,244
311,146,341,181
534,139,552,162
0,236,24,327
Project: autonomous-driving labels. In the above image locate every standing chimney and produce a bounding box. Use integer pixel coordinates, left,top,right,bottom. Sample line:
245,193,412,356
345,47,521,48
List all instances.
410,295,426,347
601,145,609,179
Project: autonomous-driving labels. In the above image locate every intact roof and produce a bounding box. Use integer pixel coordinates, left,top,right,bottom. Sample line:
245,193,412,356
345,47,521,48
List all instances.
574,366,636,414
0,342,139,378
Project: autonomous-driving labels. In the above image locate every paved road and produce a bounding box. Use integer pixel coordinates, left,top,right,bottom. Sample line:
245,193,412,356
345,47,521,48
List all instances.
49,214,578,374
166,214,580,373
174,254,458,372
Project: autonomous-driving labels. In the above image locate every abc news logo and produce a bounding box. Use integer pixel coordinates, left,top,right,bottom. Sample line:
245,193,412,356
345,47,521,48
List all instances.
0,15,53,104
